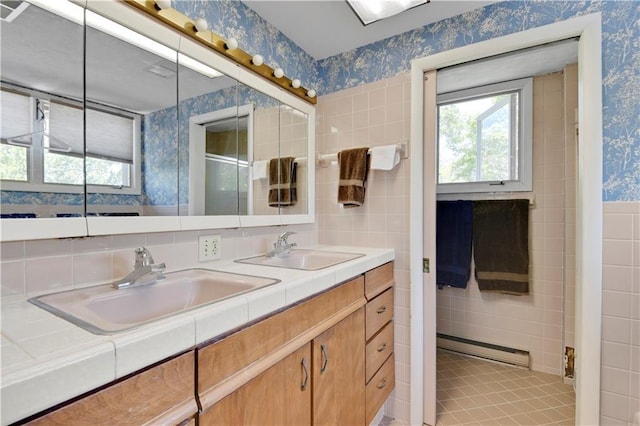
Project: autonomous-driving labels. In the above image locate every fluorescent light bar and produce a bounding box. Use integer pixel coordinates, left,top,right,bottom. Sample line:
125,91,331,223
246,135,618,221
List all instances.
28,0,222,79
347,0,427,25
86,10,176,62
26,0,84,25
177,53,223,78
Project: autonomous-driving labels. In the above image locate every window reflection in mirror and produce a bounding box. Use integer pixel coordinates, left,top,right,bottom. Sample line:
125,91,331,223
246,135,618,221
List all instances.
0,2,85,219
85,11,179,217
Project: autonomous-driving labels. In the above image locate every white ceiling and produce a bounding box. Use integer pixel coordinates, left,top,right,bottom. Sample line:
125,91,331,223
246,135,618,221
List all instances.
242,0,498,60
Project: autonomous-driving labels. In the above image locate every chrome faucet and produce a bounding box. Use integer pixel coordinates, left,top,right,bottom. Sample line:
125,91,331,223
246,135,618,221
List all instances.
113,247,166,289
266,232,297,257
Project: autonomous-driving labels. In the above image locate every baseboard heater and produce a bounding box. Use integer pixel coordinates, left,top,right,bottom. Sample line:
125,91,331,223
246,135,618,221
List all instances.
437,333,530,368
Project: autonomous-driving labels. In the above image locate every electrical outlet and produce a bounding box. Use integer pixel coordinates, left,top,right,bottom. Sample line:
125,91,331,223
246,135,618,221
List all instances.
199,234,221,261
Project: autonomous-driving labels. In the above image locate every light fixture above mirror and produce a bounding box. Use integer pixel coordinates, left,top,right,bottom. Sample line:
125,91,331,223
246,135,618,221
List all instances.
126,0,317,105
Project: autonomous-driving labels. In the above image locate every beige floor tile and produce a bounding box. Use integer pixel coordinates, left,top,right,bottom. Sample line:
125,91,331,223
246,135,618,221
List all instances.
436,350,575,426
508,399,538,414
451,410,478,424
465,407,494,421
441,398,465,412
510,412,538,425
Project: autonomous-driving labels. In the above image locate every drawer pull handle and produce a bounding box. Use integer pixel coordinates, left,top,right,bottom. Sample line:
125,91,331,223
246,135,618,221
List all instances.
377,306,387,314
377,378,388,389
301,357,309,390
377,343,387,352
320,344,328,374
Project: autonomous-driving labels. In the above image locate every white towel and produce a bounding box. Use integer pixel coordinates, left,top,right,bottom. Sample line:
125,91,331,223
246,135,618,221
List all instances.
370,145,400,170
252,160,268,180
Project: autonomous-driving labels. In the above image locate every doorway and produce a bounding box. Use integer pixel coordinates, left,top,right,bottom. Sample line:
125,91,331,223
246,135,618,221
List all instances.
408,13,603,426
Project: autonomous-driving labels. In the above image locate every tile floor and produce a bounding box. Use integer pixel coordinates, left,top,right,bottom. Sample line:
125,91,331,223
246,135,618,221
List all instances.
435,350,575,425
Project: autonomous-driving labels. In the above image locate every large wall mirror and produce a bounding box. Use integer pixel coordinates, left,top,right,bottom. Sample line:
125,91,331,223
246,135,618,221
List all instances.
0,0,315,241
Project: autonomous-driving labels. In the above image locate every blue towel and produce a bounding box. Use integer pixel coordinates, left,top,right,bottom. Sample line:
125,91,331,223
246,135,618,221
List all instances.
436,200,473,289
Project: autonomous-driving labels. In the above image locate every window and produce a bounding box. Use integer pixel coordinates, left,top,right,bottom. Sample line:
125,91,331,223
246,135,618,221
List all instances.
436,78,532,193
0,85,140,194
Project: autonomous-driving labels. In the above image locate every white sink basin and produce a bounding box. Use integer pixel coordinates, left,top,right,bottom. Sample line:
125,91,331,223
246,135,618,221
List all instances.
29,269,279,334
235,249,364,270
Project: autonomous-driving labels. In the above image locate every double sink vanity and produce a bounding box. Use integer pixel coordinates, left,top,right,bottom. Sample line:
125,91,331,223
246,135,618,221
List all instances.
1,246,395,425
1,2,396,424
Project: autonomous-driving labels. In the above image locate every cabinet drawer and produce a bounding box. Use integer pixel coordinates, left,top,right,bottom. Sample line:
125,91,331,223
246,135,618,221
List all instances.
365,321,394,383
365,353,395,425
198,276,365,398
365,288,393,341
364,261,394,300
29,352,197,425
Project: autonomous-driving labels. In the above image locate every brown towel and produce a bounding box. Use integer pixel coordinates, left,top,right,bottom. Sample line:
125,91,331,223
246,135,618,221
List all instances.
337,147,370,208
473,199,530,294
268,157,297,207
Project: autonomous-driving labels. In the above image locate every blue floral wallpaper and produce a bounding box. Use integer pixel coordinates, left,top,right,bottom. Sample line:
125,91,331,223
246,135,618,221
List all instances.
172,0,318,91
2,0,637,208
314,1,639,201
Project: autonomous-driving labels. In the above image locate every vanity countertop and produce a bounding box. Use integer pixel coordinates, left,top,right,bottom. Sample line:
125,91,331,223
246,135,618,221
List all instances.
0,245,394,425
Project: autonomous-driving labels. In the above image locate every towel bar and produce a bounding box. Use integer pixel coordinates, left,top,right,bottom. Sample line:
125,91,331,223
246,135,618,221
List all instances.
317,142,407,168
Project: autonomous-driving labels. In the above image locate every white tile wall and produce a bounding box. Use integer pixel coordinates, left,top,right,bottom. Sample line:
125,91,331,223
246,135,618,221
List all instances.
0,224,317,298
601,201,640,425
315,74,412,422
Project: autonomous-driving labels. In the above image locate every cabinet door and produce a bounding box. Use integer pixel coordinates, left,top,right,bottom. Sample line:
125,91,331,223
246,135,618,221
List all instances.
28,352,197,425
200,343,311,426
312,308,365,426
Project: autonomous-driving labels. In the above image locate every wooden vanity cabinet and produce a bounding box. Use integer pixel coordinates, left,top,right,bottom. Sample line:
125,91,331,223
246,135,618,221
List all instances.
27,351,197,426
312,308,365,426
197,276,367,426
363,261,395,424
199,343,312,425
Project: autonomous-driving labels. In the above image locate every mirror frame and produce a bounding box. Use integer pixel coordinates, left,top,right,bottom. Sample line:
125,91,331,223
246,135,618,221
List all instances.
0,0,315,241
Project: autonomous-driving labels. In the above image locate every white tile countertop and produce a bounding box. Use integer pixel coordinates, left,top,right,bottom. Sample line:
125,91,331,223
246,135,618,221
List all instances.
0,246,394,425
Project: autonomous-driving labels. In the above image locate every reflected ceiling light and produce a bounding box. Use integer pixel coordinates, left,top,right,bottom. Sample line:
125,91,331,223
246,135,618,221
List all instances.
28,0,221,79
177,54,222,78
26,0,84,25
346,0,428,25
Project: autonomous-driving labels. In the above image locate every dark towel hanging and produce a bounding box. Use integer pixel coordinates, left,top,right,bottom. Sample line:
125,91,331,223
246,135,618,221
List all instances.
473,199,530,294
436,200,473,289
268,157,297,207
337,147,370,208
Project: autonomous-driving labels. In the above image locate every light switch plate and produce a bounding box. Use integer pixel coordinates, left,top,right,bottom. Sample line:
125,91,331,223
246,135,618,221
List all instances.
199,234,221,261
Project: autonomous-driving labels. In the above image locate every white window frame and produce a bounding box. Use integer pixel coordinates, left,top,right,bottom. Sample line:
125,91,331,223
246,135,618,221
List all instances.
0,84,142,195
436,78,533,194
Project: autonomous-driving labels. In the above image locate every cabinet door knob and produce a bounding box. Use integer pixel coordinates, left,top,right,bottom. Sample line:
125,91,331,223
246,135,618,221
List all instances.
320,344,328,374
376,306,387,314
376,378,388,389
301,357,309,390
377,343,387,352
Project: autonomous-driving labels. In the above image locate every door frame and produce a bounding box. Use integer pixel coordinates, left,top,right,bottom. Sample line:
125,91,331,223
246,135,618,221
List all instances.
409,13,603,426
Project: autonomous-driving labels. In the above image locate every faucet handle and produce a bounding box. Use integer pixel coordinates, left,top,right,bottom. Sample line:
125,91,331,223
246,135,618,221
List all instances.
134,247,154,268
278,231,296,243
